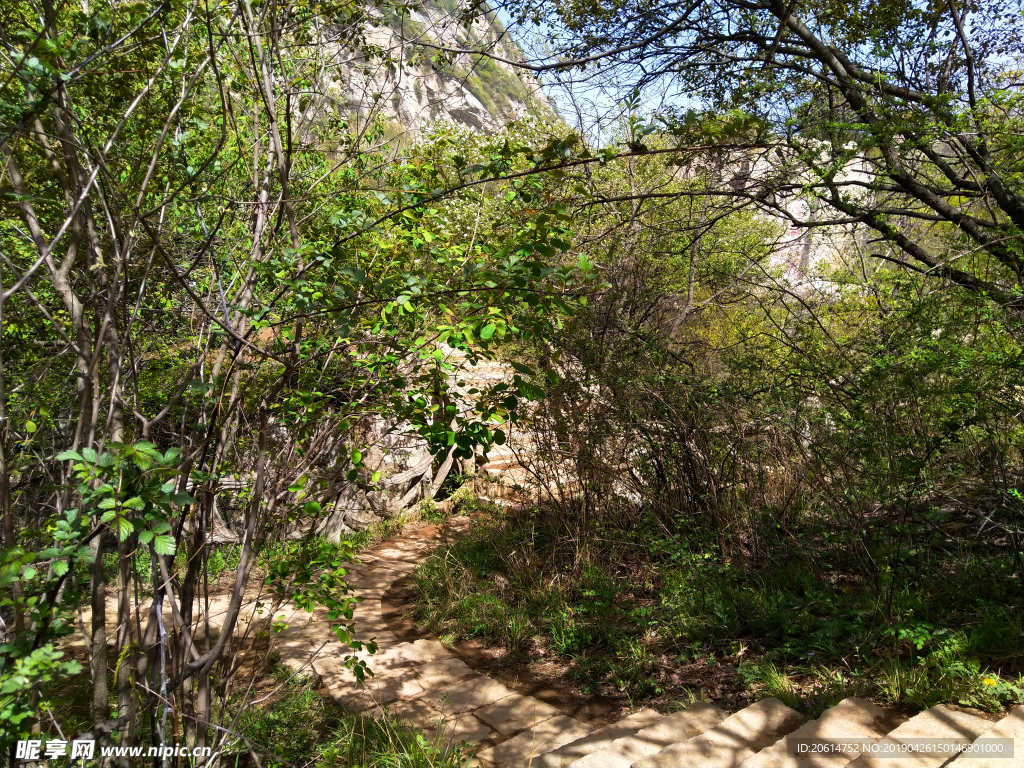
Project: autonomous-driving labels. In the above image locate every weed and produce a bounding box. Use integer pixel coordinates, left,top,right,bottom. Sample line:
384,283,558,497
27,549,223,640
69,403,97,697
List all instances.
409,493,1023,711
875,632,1024,711
421,500,447,525
504,610,533,652
667,688,699,711
744,661,802,709
609,638,656,695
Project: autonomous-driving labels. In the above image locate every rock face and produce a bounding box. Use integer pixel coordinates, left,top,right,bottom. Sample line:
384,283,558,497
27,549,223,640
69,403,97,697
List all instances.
317,348,516,538
316,0,550,137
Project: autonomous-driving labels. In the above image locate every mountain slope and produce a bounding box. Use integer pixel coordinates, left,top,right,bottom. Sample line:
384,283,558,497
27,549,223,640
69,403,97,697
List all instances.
321,0,549,135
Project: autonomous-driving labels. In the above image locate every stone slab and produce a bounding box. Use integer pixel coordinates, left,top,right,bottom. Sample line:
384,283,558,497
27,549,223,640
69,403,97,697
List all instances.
350,597,383,615
565,734,664,768
569,704,727,768
415,657,477,690
635,702,730,747
475,693,564,735
614,709,669,731
371,697,445,730
475,715,591,766
534,709,664,767
426,712,494,747
350,614,394,637
273,626,333,666
847,705,996,768
365,639,452,676
341,631,401,657
347,585,391,600
334,636,404,671
324,663,425,705
421,675,515,713
739,697,893,767
948,706,1023,768
633,698,803,768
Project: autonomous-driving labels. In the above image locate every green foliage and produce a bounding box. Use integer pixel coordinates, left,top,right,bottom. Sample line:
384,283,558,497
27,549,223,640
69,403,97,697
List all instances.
3,0,1023,751
0,0,593,743
412,502,1022,708
262,537,377,680
875,632,1024,711
0,645,82,750
59,442,189,552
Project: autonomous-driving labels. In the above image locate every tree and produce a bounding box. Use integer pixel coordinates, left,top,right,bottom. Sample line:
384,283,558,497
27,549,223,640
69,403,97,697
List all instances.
0,0,593,759
487,0,1024,304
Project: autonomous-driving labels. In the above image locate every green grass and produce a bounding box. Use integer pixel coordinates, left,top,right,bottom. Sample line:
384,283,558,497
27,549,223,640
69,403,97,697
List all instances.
411,500,1024,712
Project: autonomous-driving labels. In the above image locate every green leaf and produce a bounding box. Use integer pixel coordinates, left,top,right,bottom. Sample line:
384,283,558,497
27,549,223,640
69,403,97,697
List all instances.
304,501,321,515
114,517,134,541
24,421,37,433
154,535,176,556
52,561,69,577
137,530,154,544
480,324,497,340
55,450,83,461
351,449,362,464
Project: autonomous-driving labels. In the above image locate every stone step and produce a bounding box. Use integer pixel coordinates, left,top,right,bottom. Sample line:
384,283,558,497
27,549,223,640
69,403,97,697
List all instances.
486,466,534,481
482,446,518,459
632,697,804,768
413,655,477,691
373,698,494,746
565,702,727,768
533,709,665,767
315,656,425,708
375,639,448,670
738,697,895,767
475,694,566,736
483,458,525,472
947,706,1022,768
419,675,517,714
474,714,591,767
845,704,993,768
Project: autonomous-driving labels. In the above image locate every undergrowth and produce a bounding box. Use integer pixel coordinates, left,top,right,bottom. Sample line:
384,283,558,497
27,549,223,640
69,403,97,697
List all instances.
412,502,1024,713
